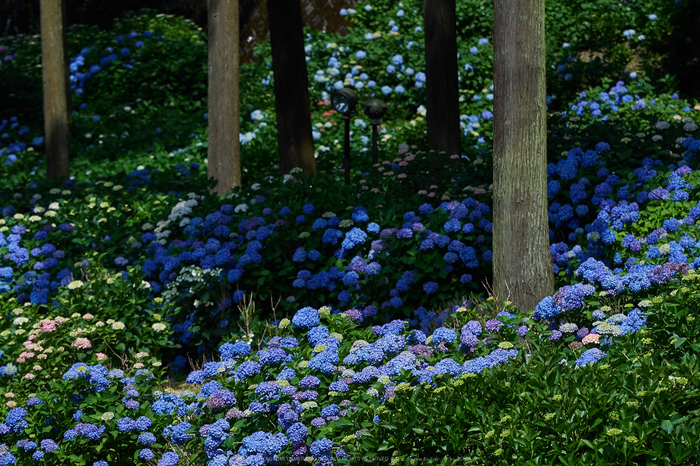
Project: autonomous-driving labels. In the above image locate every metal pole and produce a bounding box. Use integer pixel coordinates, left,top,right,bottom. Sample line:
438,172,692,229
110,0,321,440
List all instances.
343,115,351,185
371,120,379,168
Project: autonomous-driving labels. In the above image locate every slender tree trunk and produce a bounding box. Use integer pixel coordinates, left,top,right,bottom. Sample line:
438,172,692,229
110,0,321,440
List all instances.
492,0,553,311
40,0,70,179
267,0,316,176
208,0,241,194
423,0,461,157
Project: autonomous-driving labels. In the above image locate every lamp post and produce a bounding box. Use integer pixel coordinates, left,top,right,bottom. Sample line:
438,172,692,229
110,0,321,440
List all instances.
331,87,358,185
363,97,388,169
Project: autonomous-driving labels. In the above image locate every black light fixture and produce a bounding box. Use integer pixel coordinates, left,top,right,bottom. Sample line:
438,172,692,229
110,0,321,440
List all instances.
332,87,358,185
363,97,388,168
363,97,388,120
331,87,358,116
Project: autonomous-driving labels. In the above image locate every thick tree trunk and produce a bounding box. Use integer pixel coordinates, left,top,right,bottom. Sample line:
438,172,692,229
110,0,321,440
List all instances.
267,0,316,176
423,0,461,157
40,0,70,179
208,0,241,194
492,0,553,311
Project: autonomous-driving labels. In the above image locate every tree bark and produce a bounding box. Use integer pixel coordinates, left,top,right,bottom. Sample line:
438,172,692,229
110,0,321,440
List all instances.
40,0,70,179
492,0,553,311
267,0,316,176
423,0,461,157
208,0,242,194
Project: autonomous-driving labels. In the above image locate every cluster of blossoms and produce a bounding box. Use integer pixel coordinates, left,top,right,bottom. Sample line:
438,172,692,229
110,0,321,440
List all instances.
549,159,697,263
3,7,700,463
534,113,700,338
524,135,700,353
306,9,431,99
567,82,699,121
0,304,537,465
68,29,165,98
0,216,76,305
0,407,61,462
1,287,648,465
0,116,44,166
135,110,698,351
299,3,496,152
138,182,495,346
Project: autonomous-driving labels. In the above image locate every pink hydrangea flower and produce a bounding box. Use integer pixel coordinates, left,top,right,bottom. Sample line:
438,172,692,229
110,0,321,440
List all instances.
41,323,57,332
17,352,35,363
72,338,92,349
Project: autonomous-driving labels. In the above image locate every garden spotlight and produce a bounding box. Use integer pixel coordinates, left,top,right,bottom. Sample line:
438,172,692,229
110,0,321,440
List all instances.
332,87,358,185
331,87,359,116
363,97,388,120
363,97,388,168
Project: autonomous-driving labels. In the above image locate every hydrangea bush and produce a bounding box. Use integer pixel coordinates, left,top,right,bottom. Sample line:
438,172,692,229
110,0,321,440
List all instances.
1,2,700,465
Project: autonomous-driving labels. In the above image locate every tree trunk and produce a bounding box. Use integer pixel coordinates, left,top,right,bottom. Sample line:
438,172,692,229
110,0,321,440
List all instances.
40,0,70,180
492,0,553,311
208,0,241,194
423,0,461,157
267,0,316,176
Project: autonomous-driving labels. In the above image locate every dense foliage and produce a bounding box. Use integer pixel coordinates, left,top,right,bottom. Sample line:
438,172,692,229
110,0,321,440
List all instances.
1,1,699,465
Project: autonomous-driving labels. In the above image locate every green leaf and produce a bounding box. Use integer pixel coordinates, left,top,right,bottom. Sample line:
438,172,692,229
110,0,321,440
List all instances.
578,439,597,451
332,418,354,427
660,420,674,434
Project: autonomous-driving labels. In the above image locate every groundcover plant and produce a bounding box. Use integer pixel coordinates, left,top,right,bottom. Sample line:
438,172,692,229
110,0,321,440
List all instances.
1,1,700,465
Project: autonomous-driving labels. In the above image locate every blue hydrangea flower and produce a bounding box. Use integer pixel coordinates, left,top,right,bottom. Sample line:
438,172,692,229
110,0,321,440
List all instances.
342,228,368,250
434,358,461,376
533,296,563,320
40,439,59,453
220,341,251,360
423,281,438,294
444,219,461,233
170,422,192,445
157,452,180,466
239,431,288,457
575,348,606,366
308,349,339,374
151,394,189,417
116,417,137,432
292,307,320,329
432,327,457,344
286,422,308,443
237,361,261,380
328,380,349,392
310,438,334,457
138,432,157,446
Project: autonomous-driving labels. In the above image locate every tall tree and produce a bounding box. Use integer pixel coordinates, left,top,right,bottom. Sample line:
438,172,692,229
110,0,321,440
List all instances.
267,0,316,176
492,0,553,310
40,0,70,179
423,0,461,157
208,0,241,194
